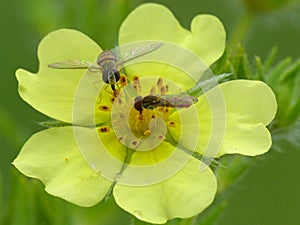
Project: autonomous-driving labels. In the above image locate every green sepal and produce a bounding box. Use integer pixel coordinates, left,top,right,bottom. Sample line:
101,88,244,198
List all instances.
37,120,72,128
186,73,233,97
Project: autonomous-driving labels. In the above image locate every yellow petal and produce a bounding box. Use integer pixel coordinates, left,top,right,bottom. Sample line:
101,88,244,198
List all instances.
169,80,277,157
16,29,103,124
119,3,225,66
114,157,217,223
13,127,112,206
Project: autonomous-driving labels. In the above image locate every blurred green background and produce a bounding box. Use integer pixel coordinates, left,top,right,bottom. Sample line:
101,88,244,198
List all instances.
1,0,300,225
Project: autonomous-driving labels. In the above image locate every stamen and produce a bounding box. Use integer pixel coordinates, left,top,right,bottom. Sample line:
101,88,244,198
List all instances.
119,113,126,121
133,75,140,82
132,84,139,92
135,114,145,122
117,96,123,104
110,95,116,103
130,140,139,148
112,119,122,127
160,85,168,94
113,89,120,97
157,77,163,87
150,86,156,95
119,74,127,87
157,106,169,114
118,136,124,141
98,126,110,133
165,84,169,92
151,113,158,118
167,121,177,127
143,129,151,136
99,105,111,111
157,134,166,141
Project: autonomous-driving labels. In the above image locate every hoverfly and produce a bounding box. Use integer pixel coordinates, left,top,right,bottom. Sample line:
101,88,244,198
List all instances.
48,43,163,92
134,94,198,114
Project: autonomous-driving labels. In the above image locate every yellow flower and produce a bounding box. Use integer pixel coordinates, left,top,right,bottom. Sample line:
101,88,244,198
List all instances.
13,3,277,224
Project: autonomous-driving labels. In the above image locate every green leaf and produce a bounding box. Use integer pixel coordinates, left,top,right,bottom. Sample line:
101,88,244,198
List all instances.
192,199,227,225
232,45,253,79
265,58,300,127
0,173,3,221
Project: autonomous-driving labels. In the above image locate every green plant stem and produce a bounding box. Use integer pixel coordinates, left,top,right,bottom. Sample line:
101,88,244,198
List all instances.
228,11,255,53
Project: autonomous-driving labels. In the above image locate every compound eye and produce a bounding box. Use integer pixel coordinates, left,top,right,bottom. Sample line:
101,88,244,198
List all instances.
113,70,120,82
134,96,143,113
102,70,109,84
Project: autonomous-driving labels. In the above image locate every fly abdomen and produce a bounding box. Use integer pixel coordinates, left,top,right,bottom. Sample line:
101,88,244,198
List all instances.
97,50,117,66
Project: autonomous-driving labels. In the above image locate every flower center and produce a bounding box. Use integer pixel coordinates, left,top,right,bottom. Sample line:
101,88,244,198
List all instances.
111,76,182,152
128,108,154,138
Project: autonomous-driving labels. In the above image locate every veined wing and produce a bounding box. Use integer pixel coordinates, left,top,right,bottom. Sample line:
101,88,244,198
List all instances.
141,94,198,109
48,59,100,71
117,43,163,66
159,95,198,108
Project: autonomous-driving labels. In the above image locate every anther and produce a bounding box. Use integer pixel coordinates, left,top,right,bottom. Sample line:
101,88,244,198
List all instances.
119,113,126,121
133,75,140,82
150,86,156,95
165,84,169,92
132,84,139,91
160,85,167,94
118,136,124,141
117,96,123,104
110,95,116,103
99,105,111,111
98,126,110,133
143,129,151,136
157,134,166,141
167,121,177,127
113,89,120,97
151,113,158,118
119,74,127,87
130,140,139,148
135,114,145,122
157,77,163,87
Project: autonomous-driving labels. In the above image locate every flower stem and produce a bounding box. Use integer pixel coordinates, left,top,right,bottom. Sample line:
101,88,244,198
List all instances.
227,11,255,53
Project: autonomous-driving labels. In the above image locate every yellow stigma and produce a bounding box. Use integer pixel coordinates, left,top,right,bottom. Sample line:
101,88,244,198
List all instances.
129,108,156,138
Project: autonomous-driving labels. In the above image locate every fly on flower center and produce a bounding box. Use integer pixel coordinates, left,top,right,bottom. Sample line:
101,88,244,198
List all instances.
111,76,185,152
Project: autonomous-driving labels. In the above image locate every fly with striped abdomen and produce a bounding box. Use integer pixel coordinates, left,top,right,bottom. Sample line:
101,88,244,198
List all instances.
134,94,198,114
48,43,163,93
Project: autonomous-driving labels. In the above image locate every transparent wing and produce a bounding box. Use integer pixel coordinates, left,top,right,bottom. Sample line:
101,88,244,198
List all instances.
159,95,198,108
48,59,101,71
117,43,163,66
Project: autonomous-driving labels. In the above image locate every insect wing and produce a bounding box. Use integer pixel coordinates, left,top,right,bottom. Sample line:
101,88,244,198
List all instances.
160,95,198,108
117,43,163,66
48,59,100,70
